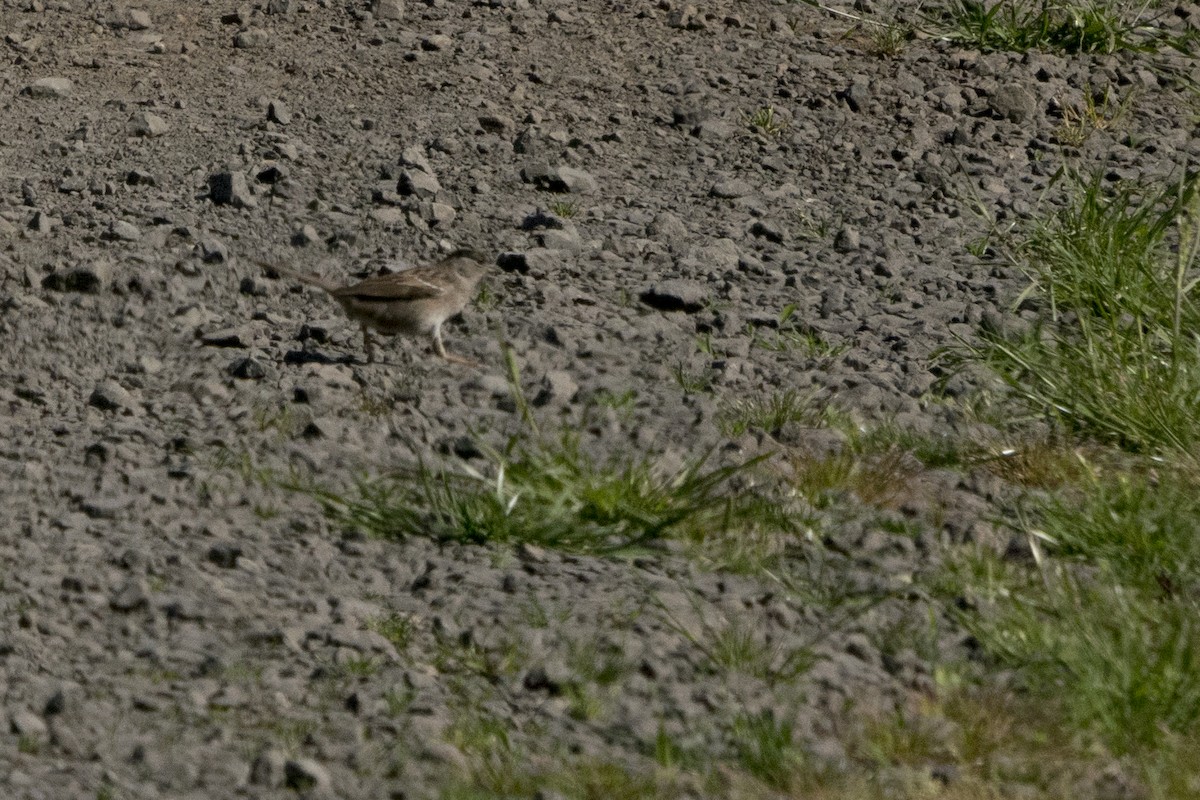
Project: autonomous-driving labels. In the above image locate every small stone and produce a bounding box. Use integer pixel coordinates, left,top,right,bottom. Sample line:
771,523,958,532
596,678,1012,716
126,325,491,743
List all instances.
671,103,711,128
520,164,597,194
81,494,133,519
88,380,135,411
284,758,331,793
109,578,150,611
27,211,57,234
496,250,556,275
988,85,1036,124
477,113,513,135
10,710,48,740
110,8,152,30
43,262,112,293
255,163,287,184
201,328,252,348
207,542,243,568
24,77,73,98
371,0,404,20
710,179,753,199
423,202,456,227
234,28,270,48
748,220,785,244
420,34,453,51
400,145,433,173
267,99,291,124
640,280,707,313
533,370,578,406
107,220,141,241
126,169,156,186
128,112,168,137
196,236,228,263
292,224,319,246
266,0,292,13
834,225,860,252
398,169,441,199
250,748,287,786
230,357,267,380
369,207,406,226
208,171,256,207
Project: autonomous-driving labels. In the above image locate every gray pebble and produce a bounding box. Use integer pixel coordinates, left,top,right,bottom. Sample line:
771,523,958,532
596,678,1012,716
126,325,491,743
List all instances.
640,280,707,313
10,709,48,740
109,578,150,612
234,28,270,48
43,261,112,293
24,77,73,98
267,99,291,125
208,171,256,207
284,758,332,793
108,220,141,241
371,0,405,20
88,380,136,411
128,112,169,137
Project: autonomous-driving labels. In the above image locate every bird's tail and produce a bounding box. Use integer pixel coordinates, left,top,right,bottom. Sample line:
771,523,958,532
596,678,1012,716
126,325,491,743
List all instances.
251,258,339,293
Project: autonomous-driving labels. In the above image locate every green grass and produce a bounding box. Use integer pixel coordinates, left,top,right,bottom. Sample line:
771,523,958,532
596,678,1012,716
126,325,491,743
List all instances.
930,0,1191,54
718,388,826,437
1053,85,1136,147
293,432,790,555
744,105,787,136
962,169,1200,459
367,612,415,653
940,465,1200,755
729,710,806,792
922,165,1200,792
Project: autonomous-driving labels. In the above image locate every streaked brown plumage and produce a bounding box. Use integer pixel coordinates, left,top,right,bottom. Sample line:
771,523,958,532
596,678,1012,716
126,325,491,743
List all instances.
255,249,488,365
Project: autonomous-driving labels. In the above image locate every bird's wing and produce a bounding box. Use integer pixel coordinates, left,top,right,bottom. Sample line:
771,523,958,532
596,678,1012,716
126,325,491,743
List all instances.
338,270,445,302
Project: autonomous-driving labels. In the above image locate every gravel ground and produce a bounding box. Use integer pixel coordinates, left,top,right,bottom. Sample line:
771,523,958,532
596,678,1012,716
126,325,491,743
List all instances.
2,1,1198,798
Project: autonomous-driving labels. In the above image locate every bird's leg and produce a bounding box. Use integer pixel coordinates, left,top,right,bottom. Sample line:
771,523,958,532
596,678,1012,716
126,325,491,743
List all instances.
362,325,376,364
432,323,479,367
431,323,448,359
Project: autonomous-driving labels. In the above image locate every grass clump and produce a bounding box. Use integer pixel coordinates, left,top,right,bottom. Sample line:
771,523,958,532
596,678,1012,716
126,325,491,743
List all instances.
966,169,1200,459
744,106,787,136
729,710,806,791
931,0,1190,55
718,388,827,438
936,465,1200,763
1053,85,1136,147
295,434,789,555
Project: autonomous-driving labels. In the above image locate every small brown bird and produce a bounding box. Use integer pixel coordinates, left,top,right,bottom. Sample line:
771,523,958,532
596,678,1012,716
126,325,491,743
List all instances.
255,249,488,365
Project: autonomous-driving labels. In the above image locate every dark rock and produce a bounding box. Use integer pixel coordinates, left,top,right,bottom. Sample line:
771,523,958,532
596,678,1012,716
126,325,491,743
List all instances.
208,171,256,207
640,280,707,313
230,356,267,379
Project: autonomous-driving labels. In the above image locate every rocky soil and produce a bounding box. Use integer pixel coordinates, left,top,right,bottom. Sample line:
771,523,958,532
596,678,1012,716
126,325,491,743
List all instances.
1,0,1198,798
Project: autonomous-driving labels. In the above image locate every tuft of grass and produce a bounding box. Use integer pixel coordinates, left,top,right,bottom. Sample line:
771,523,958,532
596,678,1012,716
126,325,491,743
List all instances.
718,388,826,438
790,446,922,510
548,200,577,218
660,602,815,686
962,169,1200,460
729,709,806,791
930,0,1189,55
864,19,912,57
744,105,787,136
368,612,416,653
293,435,788,555
938,466,1200,758
670,361,716,394
1053,85,1136,147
